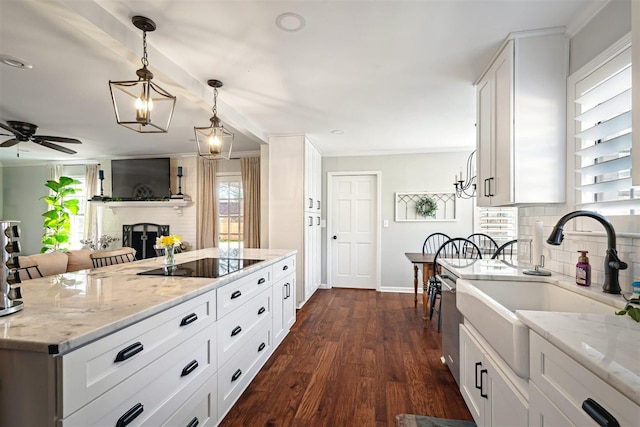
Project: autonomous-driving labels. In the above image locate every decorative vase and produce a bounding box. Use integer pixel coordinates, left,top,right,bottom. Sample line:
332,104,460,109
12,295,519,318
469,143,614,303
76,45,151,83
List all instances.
164,245,176,266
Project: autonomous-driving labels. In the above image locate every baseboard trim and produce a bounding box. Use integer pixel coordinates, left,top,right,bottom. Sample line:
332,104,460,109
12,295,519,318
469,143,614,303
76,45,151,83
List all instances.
379,286,423,294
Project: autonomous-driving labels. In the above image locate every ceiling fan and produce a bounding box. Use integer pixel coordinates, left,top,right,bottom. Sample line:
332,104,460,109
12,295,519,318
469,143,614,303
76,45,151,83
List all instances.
0,120,81,154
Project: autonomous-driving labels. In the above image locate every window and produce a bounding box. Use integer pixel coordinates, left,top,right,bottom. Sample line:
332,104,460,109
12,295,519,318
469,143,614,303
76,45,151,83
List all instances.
217,174,243,255
65,173,87,249
475,207,518,244
571,37,639,216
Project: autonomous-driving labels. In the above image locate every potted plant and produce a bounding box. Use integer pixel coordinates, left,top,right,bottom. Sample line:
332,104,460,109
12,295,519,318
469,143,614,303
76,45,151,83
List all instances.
40,176,81,253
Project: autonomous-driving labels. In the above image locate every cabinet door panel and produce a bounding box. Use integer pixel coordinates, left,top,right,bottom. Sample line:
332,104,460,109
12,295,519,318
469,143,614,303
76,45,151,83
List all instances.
460,325,485,426
492,41,514,206
486,355,528,426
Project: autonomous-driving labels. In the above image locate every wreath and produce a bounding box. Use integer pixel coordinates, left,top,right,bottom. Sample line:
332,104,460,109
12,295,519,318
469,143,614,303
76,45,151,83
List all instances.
415,196,438,218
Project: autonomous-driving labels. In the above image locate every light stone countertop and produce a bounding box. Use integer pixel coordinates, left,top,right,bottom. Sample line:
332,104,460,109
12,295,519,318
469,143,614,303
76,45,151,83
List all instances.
439,258,639,406
0,248,296,355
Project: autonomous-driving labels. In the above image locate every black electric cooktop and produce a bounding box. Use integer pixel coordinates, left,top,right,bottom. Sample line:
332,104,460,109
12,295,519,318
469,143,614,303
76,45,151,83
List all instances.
137,257,264,278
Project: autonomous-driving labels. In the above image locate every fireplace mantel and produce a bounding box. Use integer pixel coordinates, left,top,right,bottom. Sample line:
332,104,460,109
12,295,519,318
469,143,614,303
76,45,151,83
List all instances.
91,198,191,215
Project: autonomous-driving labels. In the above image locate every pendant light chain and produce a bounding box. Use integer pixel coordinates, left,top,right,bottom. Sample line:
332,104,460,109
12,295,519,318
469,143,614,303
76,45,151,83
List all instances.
141,30,149,68
212,87,218,117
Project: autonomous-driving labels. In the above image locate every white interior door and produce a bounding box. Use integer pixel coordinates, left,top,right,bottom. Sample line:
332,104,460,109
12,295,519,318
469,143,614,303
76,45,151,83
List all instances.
329,174,378,289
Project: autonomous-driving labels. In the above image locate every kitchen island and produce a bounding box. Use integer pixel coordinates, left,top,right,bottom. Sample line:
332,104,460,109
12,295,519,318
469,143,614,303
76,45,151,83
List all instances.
439,258,639,426
0,248,297,427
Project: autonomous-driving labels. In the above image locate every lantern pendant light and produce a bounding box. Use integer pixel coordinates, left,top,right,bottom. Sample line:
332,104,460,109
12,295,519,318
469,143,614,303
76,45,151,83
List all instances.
109,16,176,133
194,79,234,160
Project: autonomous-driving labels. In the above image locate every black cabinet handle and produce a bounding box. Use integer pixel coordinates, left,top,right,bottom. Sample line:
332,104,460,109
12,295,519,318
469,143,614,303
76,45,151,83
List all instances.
474,362,482,389
283,265,289,271
309,197,313,209
480,369,488,398
488,177,495,197
317,216,321,225
286,283,291,298
231,326,242,337
483,178,489,197
258,342,266,352
317,200,320,210
231,369,242,382
231,290,242,299
308,216,313,226
116,403,144,427
258,277,266,285
258,306,266,315
582,398,620,427
181,360,199,377
180,313,198,326
114,342,143,363
186,417,199,427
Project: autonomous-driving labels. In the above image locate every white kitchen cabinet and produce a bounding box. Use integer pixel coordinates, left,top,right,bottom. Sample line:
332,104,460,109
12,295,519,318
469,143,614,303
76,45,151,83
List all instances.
528,331,636,427
633,1,640,186
273,272,296,347
460,323,528,427
269,135,323,307
476,29,567,206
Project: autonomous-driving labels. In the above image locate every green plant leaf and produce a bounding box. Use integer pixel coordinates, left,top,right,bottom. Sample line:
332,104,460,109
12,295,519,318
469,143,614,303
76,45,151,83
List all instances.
615,304,640,322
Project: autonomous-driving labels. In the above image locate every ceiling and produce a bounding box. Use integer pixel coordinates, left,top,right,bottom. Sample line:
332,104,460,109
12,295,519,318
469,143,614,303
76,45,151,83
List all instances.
0,0,607,166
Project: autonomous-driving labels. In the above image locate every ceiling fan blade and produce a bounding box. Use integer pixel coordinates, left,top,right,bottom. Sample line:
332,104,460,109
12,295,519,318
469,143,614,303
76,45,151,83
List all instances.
0,122,18,135
34,135,82,144
37,141,78,155
0,138,19,147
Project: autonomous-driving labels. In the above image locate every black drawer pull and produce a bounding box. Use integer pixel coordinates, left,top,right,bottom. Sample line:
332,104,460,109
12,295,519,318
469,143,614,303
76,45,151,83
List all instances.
231,290,242,299
282,265,289,271
480,369,488,398
258,277,266,285
231,369,242,382
116,403,144,427
474,362,482,389
582,398,620,427
180,313,198,326
231,326,242,337
114,342,143,363
181,360,199,377
186,417,199,427
258,342,266,352
258,306,266,315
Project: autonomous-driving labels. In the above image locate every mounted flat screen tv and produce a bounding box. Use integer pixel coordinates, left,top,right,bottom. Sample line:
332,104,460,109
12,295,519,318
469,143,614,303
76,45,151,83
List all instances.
111,158,171,200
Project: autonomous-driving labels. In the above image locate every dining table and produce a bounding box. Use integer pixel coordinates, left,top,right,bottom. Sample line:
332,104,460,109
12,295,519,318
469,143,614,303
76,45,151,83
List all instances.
404,252,436,325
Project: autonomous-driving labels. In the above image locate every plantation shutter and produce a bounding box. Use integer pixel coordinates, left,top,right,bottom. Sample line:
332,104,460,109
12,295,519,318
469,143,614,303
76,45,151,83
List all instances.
574,45,639,215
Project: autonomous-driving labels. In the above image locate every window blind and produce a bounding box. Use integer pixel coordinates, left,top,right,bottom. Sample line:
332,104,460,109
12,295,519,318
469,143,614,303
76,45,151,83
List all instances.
574,45,639,215
476,207,517,243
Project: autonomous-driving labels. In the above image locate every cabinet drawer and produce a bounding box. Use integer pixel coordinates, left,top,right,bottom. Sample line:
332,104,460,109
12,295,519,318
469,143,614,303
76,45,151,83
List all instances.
272,256,295,282
160,373,217,427
61,324,217,427
60,290,216,417
530,332,637,426
217,268,271,319
218,323,272,420
217,287,271,366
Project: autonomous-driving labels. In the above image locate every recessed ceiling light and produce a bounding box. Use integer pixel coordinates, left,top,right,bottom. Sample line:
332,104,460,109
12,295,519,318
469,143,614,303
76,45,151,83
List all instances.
0,54,33,69
331,130,344,135
276,12,306,32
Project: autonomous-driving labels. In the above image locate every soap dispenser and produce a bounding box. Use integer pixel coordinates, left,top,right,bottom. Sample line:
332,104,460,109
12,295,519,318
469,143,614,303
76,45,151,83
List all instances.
576,250,591,286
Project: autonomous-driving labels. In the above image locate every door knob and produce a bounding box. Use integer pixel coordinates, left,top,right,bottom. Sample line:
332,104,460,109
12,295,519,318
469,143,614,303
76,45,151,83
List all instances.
332,235,337,240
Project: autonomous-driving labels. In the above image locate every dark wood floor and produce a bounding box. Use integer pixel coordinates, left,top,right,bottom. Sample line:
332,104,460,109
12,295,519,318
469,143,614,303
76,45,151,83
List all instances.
221,288,473,426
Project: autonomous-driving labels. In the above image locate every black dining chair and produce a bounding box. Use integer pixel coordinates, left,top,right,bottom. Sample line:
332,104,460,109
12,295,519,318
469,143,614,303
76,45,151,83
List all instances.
428,237,483,332
422,232,451,255
491,239,518,265
467,233,499,257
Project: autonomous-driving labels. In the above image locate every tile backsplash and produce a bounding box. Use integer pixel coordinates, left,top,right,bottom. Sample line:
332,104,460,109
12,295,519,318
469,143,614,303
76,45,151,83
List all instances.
518,206,639,294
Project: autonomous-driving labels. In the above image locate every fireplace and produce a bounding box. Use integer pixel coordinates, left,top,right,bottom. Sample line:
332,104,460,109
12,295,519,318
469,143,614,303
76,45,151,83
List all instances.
123,223,170,260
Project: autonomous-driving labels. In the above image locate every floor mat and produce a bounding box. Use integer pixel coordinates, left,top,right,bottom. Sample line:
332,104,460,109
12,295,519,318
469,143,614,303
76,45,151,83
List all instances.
395,414,476,427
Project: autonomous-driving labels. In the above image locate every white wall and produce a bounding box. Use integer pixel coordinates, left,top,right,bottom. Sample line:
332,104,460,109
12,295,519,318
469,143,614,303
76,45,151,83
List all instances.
322,152,475,292
2,165,48,255
569,0,631,74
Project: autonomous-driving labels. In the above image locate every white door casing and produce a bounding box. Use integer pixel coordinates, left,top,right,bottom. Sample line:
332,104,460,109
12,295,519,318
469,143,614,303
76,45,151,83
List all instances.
328,172,380,290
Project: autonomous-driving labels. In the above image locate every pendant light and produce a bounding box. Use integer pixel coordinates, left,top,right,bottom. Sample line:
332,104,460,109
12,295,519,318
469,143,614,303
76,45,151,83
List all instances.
109,16,176,133
454,150,477,199
194,79,234,160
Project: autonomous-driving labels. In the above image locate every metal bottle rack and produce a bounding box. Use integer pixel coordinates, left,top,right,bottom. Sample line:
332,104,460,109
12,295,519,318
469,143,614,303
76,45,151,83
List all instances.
1,220,24,316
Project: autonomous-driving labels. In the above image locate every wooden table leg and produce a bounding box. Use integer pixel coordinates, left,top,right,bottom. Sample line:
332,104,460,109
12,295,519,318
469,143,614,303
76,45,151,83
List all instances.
413,265,419,306
422,263,431,325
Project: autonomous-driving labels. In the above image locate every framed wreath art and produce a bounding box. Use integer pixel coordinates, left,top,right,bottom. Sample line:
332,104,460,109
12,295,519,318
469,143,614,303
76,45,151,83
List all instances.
415,196,438,218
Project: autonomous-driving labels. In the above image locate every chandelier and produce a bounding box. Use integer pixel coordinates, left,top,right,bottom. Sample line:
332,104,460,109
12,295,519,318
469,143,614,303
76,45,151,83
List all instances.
108,16,176,133
194,79,234,160
454,150,477,198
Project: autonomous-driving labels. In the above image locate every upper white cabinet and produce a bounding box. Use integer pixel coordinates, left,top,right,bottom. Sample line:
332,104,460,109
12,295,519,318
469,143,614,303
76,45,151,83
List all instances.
269,135,322,308
632,1,640,186
476,29,567,207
